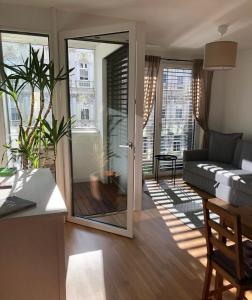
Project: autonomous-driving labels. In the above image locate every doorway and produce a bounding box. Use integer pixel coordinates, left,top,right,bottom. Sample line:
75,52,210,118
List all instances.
61,27,138,237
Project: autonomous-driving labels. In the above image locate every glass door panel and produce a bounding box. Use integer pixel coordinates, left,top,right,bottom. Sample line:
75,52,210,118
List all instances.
142,62,195,178
66,32,131,231
159,65,194,172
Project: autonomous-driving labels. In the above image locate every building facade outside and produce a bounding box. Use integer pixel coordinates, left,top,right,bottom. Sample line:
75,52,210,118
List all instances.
2,39,96,145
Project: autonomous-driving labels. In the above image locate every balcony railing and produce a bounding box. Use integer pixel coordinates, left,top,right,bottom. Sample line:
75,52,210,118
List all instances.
69,80,95,89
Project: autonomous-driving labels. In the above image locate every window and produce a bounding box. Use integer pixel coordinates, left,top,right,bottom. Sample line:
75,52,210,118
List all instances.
81,108,89,120
80,68,89,81
176,108,183,119
10,107,20,121
176,76,184,88
160,66,194,171
162,109,166,118
80,63,88,69
173,135,182,152
80,63,89,80
0,32,49,145
173,142,181,151
68,47,95,129
142,63,195,176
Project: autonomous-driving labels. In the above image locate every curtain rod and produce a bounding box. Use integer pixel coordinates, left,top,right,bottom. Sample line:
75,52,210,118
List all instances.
161,58,194,63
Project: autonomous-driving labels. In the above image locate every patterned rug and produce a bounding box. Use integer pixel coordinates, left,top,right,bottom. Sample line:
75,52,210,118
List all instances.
144,178,216,229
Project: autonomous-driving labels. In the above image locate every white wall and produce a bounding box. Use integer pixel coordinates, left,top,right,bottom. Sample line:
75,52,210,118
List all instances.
210,48,252,140
72,131,102,183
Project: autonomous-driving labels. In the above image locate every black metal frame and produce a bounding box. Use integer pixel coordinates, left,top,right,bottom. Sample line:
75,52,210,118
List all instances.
154,155,177,185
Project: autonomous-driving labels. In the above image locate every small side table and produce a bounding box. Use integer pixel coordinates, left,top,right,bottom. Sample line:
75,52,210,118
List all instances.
154,154,178,185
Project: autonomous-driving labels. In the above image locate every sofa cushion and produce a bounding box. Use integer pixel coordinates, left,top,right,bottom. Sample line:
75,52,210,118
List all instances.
232,174,252,196
184,161,252,187
239,141,252,172
233,139,243,167
208,131,243,164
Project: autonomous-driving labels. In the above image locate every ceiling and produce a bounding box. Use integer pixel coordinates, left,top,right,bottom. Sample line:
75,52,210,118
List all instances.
2,0,252,56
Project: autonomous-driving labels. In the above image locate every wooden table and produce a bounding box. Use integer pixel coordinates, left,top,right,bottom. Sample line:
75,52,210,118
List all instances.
209,198,252,239
0,168,67,300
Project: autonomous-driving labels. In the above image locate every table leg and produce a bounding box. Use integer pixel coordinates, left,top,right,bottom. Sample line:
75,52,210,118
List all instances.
174,159,176,186
155,159,157,181
157,160,159,182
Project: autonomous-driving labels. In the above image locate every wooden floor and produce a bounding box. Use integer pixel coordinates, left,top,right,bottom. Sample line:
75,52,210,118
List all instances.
65,182,252,300
73,181,127,217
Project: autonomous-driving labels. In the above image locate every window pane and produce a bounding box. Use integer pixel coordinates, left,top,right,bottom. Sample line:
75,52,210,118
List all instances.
68,46,96,129
1,32,49,145
160,67,194,171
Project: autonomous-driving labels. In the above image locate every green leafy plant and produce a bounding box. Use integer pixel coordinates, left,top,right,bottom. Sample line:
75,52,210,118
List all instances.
0,46,74,173
41,114,75,169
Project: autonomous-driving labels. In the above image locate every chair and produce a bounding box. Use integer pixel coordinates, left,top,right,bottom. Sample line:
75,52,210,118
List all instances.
202,199,252,300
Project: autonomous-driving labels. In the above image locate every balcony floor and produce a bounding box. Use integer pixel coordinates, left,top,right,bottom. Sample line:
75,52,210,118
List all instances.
73,181,127,217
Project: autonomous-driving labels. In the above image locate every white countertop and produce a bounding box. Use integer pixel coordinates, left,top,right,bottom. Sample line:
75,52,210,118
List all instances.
0,168,67,220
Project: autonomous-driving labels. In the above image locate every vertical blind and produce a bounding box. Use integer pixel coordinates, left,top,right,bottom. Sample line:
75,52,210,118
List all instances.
142,65,195,175
106,45,129,191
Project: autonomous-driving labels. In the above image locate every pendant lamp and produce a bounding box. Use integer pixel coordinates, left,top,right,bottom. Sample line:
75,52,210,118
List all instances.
204,24,238,70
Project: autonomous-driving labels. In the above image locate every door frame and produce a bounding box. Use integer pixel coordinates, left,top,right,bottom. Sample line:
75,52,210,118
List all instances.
59,22,143,237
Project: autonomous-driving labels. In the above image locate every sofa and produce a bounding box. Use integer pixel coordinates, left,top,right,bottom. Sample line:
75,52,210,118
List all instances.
183,131,252,206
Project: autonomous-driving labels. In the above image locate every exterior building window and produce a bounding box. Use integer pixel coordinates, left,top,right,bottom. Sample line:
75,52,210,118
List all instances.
176,108,183,119
80,68,89,80
177,76,184,85
162,109,166,118
80,63,89,80
80,63,88,68
10,107,20,121
81,108,89,120
173,141,181,152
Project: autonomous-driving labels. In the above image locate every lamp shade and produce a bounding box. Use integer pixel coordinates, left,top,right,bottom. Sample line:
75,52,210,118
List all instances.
203,41,238,70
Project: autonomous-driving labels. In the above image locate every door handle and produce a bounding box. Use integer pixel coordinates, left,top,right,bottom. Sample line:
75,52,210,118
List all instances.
119,142,133,149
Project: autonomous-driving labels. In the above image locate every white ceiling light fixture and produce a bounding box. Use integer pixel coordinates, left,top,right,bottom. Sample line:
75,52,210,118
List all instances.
204,24,238,70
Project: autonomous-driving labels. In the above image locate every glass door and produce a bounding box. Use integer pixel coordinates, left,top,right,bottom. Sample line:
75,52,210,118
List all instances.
142,61,195,178
60,26,136,237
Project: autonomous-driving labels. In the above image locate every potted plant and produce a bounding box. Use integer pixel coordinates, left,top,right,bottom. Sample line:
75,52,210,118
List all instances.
0,46,74,176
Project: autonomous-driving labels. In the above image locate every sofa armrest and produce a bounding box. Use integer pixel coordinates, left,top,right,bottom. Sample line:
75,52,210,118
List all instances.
183,149,209,162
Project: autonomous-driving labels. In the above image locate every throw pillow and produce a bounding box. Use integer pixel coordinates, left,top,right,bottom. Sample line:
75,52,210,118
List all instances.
208,131,243,164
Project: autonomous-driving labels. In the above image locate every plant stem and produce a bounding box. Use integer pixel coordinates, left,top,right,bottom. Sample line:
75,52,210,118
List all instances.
26,86,35,134
14,100,23,128
43,91,53,120
28,89,45,146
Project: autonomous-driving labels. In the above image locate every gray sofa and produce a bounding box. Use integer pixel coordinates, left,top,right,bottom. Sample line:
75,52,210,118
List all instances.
183,131,252,206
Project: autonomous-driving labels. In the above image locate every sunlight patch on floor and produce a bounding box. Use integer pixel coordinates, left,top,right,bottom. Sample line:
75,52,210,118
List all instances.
66,250,106,300
145,179,209,264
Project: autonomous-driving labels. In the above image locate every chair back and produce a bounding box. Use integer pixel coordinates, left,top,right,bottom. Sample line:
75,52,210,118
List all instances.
203,199,244,280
